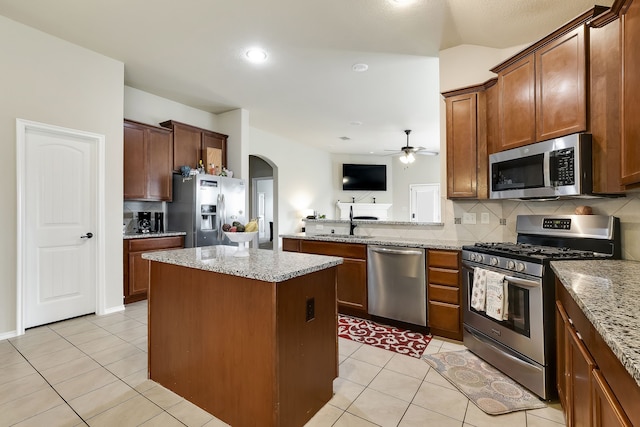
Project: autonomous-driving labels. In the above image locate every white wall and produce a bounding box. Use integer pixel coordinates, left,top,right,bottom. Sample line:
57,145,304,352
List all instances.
331,154,393,214
249,127,333,240
392,155,441,221
0,16,125,335
124,86,218,132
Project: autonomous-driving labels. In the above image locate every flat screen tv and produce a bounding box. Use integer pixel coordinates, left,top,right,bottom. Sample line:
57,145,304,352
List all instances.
342,164,387,191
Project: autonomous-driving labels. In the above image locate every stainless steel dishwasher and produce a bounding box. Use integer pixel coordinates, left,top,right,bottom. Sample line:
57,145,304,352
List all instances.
367,246,427,326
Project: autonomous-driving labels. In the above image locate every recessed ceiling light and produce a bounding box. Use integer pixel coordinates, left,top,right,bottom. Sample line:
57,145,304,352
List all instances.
339,136,351,141
350,121,363,126
245,48,268,63
390,0,414,5
352,63,369,72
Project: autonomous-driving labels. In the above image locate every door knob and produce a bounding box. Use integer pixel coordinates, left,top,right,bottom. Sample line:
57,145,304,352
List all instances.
81,232,93,239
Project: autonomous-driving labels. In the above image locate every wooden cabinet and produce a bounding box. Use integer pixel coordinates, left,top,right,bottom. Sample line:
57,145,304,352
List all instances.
490,8,605,152
427,249,462,340
621,0,640,187
556,279,636,427
160,120,227,173
283,238,367,316
496,55,536,150
442,79,494,199
535,26,587,141
123,120,173,201
123,236,184,304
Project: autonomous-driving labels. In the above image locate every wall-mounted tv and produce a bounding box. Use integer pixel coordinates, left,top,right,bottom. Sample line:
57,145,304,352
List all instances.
342,164,387,191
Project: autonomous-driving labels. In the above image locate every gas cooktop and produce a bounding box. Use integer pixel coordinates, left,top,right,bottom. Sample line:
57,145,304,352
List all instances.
469,242,601,259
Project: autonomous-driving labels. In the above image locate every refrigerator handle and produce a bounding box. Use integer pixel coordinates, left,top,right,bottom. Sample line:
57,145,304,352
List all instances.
217,193,224,241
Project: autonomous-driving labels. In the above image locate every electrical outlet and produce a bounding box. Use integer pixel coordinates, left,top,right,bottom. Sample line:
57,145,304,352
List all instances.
454,217,462,224
481,213,490,224
306,298,315,322
500,218,507,226
462,212,477,225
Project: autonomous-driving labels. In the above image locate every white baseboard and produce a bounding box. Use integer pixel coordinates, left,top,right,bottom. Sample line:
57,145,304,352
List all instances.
0,330,18,341
101,305,125,315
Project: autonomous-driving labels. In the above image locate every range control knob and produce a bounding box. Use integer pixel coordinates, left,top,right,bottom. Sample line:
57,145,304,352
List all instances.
490,257,499,266
517,262,526,272
469,253,476,262
507,260,516,270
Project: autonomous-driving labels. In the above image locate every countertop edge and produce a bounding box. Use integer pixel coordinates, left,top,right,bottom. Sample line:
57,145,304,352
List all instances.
280,233,474,250
124,231,187,240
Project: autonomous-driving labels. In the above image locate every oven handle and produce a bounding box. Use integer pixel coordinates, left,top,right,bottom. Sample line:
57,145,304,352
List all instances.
462,261,540,289
504,275,541,288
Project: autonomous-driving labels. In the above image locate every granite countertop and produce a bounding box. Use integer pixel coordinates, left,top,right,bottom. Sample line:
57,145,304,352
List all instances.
142,246,343,282
123,231,186,240
303,218,445,227
280,232,476,251
551,260,640,387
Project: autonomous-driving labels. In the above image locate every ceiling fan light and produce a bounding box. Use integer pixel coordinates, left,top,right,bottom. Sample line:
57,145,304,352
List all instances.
407,152,415,163
399,155,409,164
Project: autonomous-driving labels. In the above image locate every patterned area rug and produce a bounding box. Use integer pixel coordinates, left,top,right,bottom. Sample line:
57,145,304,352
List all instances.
422,350,547,415
338,315,431,358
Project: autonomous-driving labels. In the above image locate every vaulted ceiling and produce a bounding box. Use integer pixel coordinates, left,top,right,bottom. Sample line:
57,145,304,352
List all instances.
0,0,612,154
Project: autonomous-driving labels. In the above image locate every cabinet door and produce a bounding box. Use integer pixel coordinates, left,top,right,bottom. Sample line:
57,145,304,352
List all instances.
498,55,536,150
146,127,173,201
622,0,640,186
202,131,227,170
592,369,633,427
427,301,460,336
129,252,150,297
536,26,587,141
336,259,367,313
172,124,201,172
567,322,596,427
446,93,478,198
123,123,147,199
556,301,570,414
282,238,300,252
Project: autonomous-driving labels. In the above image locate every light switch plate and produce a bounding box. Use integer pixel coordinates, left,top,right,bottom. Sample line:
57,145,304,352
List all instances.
462,212,477,225
481,213,490,224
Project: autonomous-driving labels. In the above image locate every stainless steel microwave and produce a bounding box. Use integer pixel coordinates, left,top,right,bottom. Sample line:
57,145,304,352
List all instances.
489,133,592,200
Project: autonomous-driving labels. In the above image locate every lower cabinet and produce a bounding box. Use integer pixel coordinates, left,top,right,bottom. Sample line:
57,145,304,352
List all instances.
556,280,635,427
283,238,367,316
427,249,462,340
123,236,184,304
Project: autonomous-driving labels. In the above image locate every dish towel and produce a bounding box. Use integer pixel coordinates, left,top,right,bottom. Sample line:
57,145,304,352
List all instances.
486,271,509,321
471,267,488,311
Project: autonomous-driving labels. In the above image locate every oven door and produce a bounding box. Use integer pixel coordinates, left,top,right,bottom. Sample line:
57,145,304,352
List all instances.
462,260,544,365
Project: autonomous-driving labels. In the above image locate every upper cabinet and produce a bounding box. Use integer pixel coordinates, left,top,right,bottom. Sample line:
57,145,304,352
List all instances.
535,26,587,141
123,119,173,201
491,8,605,152
495,55,536,150
160,120,228,173
621,0,640,188
443,80,495,199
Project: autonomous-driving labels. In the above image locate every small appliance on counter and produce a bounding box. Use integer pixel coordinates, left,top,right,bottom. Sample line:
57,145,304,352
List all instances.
137,211,152,233
154,212,165,233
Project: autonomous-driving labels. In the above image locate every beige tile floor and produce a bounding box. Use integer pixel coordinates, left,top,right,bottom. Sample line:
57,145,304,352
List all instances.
0,301,566,427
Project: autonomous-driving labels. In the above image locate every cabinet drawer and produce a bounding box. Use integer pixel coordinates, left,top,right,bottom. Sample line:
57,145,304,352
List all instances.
428,283,459,305
428,250,460,269
282,238,300,252
300,240,366,259
127,236,184,252
428,267,460,287
428,301,461,334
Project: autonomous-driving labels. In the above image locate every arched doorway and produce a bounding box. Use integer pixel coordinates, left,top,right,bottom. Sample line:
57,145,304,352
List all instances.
249,155,277,250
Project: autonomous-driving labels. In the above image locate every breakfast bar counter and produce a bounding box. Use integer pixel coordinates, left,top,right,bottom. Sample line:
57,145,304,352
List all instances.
142,246,343,427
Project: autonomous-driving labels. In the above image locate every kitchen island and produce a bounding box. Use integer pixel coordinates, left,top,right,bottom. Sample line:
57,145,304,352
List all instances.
142,246,343,427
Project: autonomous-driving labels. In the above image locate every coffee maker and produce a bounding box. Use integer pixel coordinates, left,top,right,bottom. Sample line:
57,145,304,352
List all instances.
154,212,164,233
137,211,152,233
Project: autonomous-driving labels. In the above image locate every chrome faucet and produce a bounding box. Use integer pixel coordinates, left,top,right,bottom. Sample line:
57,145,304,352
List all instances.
349,206,357,236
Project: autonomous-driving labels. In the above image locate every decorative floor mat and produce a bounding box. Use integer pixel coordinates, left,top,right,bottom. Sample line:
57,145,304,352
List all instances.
338,315,431,358
422,350,547,415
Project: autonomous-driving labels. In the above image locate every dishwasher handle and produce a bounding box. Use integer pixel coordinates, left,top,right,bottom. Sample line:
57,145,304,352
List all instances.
369,246,423,256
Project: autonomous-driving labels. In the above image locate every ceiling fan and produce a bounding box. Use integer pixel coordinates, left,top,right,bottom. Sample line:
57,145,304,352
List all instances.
386,130,438,164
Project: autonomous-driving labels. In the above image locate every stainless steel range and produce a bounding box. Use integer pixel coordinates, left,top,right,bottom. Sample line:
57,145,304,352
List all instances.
462,214,621,400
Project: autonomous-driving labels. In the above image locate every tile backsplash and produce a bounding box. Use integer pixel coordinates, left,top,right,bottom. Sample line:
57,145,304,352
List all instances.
308,193,640,261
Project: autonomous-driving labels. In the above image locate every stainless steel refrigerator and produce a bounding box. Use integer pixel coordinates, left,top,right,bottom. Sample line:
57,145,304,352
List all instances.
168,174,247,247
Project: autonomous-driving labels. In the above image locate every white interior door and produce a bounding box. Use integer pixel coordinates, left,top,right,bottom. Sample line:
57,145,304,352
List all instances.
410,183,441,223
23,124,97,328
